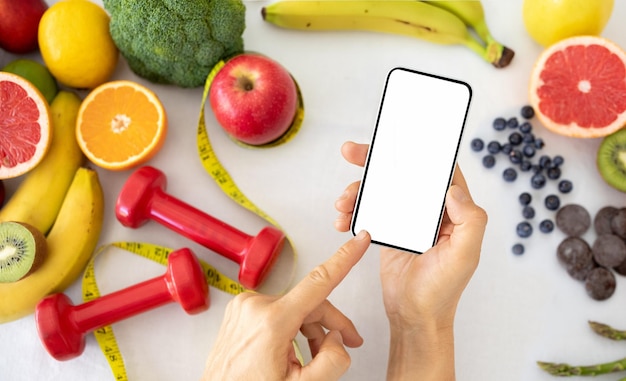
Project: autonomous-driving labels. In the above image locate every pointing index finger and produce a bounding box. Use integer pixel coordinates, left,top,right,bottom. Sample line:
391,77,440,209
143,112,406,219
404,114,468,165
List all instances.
279,231,371,319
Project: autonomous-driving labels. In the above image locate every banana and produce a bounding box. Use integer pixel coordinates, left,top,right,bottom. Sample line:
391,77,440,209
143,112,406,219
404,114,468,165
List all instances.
0,167,104,323
422,1,514,67
0,91,85,234
262,0,510,68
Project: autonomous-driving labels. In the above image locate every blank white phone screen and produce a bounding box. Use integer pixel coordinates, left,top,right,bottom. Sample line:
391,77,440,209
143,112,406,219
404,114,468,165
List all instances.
351,67,471,254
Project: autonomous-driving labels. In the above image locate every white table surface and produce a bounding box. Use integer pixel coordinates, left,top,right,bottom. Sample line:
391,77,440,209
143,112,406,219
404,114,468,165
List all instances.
2,1,626,380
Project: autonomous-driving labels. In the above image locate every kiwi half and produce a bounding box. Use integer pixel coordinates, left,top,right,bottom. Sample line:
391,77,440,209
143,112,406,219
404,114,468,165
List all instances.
597,128,626,193
0,221,47,283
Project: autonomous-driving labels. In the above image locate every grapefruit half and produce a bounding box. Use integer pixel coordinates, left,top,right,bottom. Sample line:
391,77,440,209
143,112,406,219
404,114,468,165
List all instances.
0,72,51,179
529,36,626,138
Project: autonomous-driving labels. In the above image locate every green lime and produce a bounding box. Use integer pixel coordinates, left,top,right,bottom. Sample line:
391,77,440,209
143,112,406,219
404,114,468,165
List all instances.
2,59,58,104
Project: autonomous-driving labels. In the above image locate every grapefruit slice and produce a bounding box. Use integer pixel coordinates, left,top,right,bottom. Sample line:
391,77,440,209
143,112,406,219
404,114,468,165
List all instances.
529,36,626,138
0,72,51,179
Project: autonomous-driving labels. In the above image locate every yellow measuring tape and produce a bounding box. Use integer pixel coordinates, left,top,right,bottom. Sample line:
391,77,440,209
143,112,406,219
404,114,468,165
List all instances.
82,57,304,380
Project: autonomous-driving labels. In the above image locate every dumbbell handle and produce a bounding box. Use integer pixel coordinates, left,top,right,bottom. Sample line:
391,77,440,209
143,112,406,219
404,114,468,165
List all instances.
150,190,248,264
71,273,181,333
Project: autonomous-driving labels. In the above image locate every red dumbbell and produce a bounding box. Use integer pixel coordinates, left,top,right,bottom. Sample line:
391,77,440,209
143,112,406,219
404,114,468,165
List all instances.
115,165,285,290
36,248,209,361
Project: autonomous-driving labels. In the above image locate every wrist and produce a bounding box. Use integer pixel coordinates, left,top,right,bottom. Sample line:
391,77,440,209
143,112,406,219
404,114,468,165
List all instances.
387,321,455,381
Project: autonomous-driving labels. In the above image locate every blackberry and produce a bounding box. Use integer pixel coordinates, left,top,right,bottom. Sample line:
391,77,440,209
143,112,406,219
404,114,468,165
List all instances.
470,138,485,152
520,105,535,119
519,192,532,206
516,221,533,238
558,179,573,193
539,219,555,233
493,117,507,131
503,167,518,182
482,155,496,168
545,194,561,211
512,243,525,255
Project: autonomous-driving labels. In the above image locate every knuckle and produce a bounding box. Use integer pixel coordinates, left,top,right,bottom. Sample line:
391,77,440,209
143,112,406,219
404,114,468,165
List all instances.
308,264,333,286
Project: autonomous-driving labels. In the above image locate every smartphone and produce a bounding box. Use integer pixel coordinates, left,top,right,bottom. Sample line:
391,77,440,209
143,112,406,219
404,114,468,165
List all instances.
351,67,472,254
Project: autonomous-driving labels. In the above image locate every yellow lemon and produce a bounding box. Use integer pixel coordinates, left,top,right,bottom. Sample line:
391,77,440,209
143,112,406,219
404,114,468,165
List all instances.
523,0,614,47
38,0,118,89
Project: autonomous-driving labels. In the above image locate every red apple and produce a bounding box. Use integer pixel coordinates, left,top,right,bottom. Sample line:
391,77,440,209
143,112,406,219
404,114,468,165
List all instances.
209,53,298,146
0,0,47,54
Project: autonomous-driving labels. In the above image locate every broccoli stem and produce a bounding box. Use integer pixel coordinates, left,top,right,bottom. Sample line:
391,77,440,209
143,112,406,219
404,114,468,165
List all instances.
589,321,626,341
537,358,626,376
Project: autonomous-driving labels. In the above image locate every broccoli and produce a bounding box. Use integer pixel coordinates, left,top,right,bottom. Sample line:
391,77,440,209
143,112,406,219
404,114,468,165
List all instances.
103,0,246,88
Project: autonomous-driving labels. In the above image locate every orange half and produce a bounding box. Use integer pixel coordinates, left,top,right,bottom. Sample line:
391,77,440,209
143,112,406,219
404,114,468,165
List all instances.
76,80,167,170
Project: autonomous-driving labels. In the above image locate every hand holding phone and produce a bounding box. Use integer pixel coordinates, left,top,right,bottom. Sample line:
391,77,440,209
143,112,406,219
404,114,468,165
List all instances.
351,67,472,254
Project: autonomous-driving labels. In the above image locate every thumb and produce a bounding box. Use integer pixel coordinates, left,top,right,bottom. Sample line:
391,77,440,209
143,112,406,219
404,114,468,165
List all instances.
300,331,351,381
445,185,488,247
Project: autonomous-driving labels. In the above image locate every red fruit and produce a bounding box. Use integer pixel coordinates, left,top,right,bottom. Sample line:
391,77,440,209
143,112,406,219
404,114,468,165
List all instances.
209,53,298,146
0,0,48,54
529,36,626,138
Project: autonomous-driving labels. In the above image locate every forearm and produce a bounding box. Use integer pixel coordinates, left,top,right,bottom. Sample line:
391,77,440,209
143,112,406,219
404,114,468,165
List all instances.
386,323,455,381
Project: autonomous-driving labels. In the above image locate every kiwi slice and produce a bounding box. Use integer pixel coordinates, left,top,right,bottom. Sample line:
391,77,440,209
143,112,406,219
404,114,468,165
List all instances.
0,221,47,283
597,129,626,193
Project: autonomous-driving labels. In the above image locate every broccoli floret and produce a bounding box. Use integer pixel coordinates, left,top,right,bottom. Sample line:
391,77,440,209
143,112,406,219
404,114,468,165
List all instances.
103,0,246,88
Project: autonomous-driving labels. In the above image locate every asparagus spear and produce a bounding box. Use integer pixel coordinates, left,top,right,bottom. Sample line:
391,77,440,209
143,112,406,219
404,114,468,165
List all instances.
537,358,626,376
538,321,626,377
589,321,626,341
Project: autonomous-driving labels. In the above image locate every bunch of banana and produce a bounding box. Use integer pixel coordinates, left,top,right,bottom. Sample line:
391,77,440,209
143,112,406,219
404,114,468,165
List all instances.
0,91,86,233
0,90,105,323
262,0,514,68
0,166,105,323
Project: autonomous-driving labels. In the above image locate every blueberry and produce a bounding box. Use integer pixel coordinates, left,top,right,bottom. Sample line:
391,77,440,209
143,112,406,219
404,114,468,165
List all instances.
519,122,532,134
531,164,542,173
552,155,564,167
470,138,485,152
545,194,560,211
516,221,533,238
522,144,536,158
487,141,501,154
507,117,519,129
519,192,532,206
503,167,518,182
539,155,551,169
508,132,523,146
539,219,555,233
520,160,532,172
509,150,523,164
558,179,573,193
531,173,547,189
482,155,496,168
522,133,535,144
546,166,561,180
501,143,513,154
522,206,536,219
493,117,507,131
521,105,535,119
512,243,525,255
534,138,545,149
